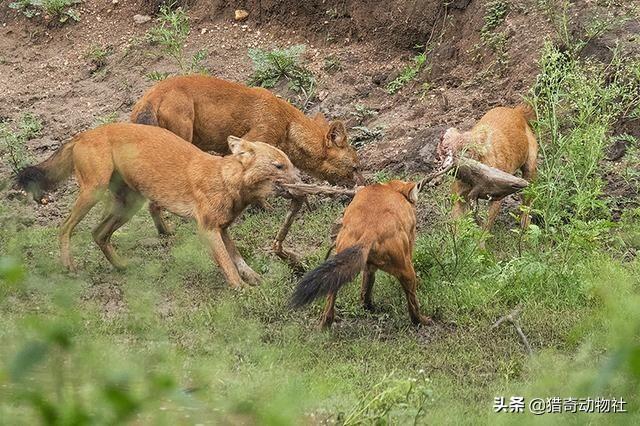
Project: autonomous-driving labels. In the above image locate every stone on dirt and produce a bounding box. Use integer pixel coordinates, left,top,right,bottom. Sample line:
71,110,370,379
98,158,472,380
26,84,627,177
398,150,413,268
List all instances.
235,9,249,22
133,14,151,25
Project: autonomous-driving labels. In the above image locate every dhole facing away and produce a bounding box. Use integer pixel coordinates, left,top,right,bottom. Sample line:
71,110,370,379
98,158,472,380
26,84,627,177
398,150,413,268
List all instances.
290,180,431,328
438,104,538,231
131,75,361,234
17,123,299,288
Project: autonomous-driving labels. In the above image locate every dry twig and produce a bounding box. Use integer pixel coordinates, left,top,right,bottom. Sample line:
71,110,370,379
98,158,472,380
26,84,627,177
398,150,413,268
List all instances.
491,304,533,355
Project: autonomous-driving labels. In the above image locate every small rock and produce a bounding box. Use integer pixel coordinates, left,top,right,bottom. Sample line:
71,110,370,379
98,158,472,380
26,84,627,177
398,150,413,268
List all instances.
235,9,249,21
133,14,151,25
200,28,207,35
112,0,118,4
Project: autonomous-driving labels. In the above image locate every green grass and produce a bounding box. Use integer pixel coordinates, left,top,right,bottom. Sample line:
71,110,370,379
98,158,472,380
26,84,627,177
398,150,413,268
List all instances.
386,52,427,94
9,0,80,24
0,113,42,174
145,5,209,76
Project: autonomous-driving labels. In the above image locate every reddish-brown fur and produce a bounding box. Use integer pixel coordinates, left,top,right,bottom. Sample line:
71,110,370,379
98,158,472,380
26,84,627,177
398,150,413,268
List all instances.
131,75,361,235
17,123,299,288
438,104,538,231
131,75,360,181
290,180,431,328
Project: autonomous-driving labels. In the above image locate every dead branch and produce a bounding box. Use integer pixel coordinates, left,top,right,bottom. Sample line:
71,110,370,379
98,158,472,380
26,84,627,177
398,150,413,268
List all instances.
454,157,529,200
491,304,533,355
275,183,360,199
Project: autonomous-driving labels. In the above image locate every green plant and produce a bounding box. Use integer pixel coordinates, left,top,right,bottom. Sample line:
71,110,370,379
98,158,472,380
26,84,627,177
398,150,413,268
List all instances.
386,52,427,94
480,0,510,67
85,44,112,73
248,45,316,109
9,0,80,24
145,70,171,81
0,113,42,174
341,372,432,425
93,111,118,126
528,43,640,231
350,125,384,148
350,104,377,122
323,55,342,73
146,5,208,74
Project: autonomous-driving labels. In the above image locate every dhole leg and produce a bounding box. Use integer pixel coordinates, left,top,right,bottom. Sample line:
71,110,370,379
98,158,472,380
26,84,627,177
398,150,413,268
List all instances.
484,199,503,233
319,291,337,329
149,202,173,236
92,189,144,269
361,265,377,312
221,229,261,285
59,189,100,271
199,225,245,289
397,266,432,326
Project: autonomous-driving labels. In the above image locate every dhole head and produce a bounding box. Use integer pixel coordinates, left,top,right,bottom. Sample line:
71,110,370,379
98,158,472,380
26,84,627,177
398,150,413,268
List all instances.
385,180,419,205
228,136,300,186
292,113,363,186
436,127,463,162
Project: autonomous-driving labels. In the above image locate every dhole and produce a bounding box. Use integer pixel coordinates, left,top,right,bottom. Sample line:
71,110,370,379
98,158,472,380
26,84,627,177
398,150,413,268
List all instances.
131,75,361,234
438,104,538,231
290,180,431,329
17,123,299,288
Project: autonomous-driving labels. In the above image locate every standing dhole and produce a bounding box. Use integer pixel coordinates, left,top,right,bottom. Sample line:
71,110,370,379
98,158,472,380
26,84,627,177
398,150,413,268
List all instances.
17,123,299,288
290,180,431,329
438,104,538,231
131,75,362,235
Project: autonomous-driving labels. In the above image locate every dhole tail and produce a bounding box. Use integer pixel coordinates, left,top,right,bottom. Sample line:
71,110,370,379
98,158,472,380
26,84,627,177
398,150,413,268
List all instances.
290,244,369,308
515,103,536,121
16,140,76,203
131,101,158,126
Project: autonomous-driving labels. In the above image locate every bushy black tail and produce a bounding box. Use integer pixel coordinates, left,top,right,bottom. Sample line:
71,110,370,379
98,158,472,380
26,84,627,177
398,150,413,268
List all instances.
16,140,76,203
290,245,367,308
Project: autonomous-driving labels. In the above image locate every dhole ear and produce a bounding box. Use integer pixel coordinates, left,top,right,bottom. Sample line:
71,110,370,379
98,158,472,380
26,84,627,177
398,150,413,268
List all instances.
227,136,255,158
401,182,419,204
327,121,348,148
313,112,327,124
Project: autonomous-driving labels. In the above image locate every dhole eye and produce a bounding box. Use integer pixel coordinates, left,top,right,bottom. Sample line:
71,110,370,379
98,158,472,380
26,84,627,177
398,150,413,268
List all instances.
274,163,285,170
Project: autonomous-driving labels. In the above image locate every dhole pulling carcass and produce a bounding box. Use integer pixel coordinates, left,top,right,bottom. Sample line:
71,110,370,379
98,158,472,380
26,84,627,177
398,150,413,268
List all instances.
438,104,538,231
131,75,362,235
290,180,432,329
17,123,299,289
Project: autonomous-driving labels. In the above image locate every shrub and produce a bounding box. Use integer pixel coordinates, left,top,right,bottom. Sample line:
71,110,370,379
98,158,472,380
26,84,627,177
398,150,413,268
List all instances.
146,5,209,74
248,45,316,109
0,114,42,174
9,0,80,24
528,43,640,230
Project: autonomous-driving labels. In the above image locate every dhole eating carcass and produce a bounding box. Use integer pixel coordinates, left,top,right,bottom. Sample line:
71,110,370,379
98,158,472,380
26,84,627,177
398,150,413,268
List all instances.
131,75,362,237
437,104,538,231
290,180,431,329
17,123,299,288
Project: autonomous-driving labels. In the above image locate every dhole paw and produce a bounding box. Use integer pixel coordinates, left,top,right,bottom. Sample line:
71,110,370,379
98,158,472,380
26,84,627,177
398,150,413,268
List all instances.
240,268,262,286
112,257,129,270
416,315,434,326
